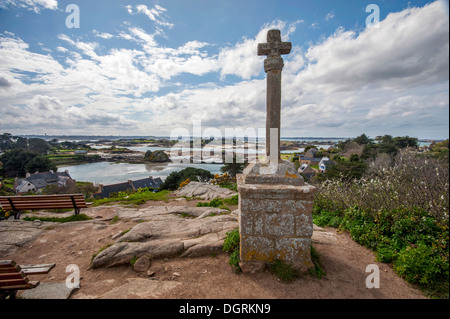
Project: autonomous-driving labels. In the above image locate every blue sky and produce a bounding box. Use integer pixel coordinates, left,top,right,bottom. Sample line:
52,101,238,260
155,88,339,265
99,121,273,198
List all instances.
0,0,448,139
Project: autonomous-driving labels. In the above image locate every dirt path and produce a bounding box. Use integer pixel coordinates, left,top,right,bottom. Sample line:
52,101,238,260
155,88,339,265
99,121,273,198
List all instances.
4,199,426,299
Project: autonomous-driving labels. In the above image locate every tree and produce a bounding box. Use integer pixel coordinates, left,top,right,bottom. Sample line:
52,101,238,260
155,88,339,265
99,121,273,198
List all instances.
25,156,57,174
362,143,379,160
0,133,13,151
353,133,372,145
394,136,419,149
220,159,246,178
349,154,361,162
15,137,28,149
0,149,37,177
28,138,50,154
316,156,367,181
160,167,214,190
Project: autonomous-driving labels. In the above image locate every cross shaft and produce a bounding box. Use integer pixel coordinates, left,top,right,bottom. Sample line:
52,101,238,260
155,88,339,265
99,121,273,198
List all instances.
257,30,291,160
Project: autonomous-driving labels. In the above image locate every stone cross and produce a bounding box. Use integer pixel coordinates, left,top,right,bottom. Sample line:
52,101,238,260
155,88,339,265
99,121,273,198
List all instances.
237,30,315,274
257,29,291,160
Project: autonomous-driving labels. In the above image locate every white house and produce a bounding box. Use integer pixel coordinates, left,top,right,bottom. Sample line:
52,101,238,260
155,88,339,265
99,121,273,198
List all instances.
13,170,75,194
298,163,316,180
15,180,37,194
319,157,336,173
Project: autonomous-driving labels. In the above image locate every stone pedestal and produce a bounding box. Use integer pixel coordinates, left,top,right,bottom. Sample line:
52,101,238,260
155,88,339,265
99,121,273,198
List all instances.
237,160,316,272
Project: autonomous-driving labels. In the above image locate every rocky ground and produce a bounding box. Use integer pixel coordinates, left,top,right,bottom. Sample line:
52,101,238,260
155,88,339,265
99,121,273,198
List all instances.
0,184,427,300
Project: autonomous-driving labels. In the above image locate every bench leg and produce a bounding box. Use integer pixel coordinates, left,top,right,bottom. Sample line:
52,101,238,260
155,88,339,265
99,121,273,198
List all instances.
14,210,21,220
0,290,17,299
74,208,80,215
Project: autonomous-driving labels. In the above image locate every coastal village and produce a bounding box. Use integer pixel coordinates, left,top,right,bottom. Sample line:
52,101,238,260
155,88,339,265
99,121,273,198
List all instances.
0,134,340,197
0,132,446,300
0,133,439,198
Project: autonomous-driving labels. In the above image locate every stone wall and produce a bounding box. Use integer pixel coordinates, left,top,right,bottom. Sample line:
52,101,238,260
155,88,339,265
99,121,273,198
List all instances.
237,168,316,272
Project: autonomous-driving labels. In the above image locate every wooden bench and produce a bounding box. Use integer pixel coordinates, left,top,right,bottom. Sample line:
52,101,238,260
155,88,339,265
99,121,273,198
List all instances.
0,260,55,299
0,194,88,220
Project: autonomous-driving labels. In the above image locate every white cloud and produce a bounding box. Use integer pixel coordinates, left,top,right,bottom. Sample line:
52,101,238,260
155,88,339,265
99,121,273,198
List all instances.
278,1,449,137
56,46,68,53
125,4,133,14
117,28,219,80
0,0,58,12
93,30,114,39
325,11,335,21
0,33,63,80
218,20,302,80
301,2,449,93
0,2,448,138
309,21,319,29
126,4,174,28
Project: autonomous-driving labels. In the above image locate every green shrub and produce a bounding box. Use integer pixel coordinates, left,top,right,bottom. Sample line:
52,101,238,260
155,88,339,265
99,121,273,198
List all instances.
228,250,241,273
309,246,326,279
312,207,343,228
223,228,240,253
90,243,112,263
23,214,91,223
160,167,213,190
394,244,449,289
197,198,223,208
197,196,238,211
269,259,299,282
313,204,449,297
130,255,138,266
223,228,241,273
91,189,171,206
223,194,239,206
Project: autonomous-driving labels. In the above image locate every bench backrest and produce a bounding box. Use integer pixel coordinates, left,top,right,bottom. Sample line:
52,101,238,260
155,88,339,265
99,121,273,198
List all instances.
0,194,87,211
0,260,39,291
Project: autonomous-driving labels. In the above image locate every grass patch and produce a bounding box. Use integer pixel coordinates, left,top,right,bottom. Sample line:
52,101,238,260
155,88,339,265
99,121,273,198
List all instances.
130,255,138,266
121,229,131,235
23,214,91,223
196,195,239,211
223,228,241,273
1,177,15,189
223,194,239,206
269,259,299,282
309,245,326,279
91,243,113,263
110,215,119,224
90,189,171,207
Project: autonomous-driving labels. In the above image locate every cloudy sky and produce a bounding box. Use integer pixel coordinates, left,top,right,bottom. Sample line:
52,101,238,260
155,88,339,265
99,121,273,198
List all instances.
0,0,448,139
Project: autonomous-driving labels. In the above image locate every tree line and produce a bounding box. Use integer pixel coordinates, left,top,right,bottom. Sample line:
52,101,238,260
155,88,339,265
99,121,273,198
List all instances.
0,133,57,177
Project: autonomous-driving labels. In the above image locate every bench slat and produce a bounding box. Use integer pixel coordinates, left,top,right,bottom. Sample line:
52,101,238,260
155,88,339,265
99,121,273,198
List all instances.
21,267,55,275
0,278,30,287
0,261,54,296
0,199,86,204
0,194,84,200
20,263,55,270
0,273,25,280
0,198,84,205
0,199,86,206
0,260,17,267
0,195,87,212
0,267,20,274
0,203,88,210
0,281,39,290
